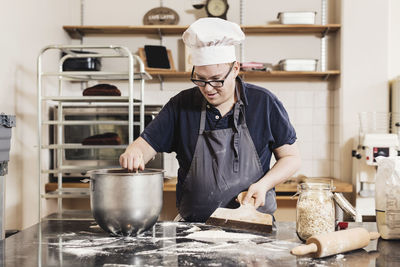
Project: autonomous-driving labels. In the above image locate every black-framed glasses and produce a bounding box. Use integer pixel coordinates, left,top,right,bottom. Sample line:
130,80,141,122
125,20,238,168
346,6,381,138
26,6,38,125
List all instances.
190,62,235,88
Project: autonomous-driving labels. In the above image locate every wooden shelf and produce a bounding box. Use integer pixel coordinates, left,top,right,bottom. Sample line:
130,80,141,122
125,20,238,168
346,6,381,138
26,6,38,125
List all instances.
46,176,352,194
241,24,340,34
63,24,340,39
162,177,352,193
147,70,340,80
45,179,177,193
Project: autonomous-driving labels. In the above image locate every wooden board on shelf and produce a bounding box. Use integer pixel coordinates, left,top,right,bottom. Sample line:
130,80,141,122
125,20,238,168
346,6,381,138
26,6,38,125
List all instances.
63,24,341,39
63,25,188,38
136,176,352,193
46,176,352,195
45,179,178,193
241,24,340,34
145,70,340,80
147,71,190,78
240,70,340,79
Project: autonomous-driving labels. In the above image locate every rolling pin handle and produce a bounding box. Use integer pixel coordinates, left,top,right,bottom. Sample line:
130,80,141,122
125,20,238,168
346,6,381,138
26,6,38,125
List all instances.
369,232,380,240
291,243,318,256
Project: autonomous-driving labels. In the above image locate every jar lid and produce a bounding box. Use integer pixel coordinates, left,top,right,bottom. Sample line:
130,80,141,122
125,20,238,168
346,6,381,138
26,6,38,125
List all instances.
297,182,335,191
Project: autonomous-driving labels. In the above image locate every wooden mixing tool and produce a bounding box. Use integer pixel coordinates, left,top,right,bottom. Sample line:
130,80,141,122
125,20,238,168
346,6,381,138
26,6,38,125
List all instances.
205,191,273,234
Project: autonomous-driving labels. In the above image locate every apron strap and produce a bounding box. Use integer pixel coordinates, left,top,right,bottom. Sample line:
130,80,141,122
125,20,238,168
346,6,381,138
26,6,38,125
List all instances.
233,103,240,173
199,100,207,135
232,84,243,172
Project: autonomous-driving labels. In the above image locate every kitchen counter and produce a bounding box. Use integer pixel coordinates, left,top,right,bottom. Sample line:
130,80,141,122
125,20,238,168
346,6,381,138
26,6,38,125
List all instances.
1,218,399,266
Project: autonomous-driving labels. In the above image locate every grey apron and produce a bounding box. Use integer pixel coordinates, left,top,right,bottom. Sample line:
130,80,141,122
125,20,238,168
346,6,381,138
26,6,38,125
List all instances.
178,85,277,222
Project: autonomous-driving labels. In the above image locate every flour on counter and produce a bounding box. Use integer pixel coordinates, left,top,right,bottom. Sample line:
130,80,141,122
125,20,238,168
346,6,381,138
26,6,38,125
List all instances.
103,264,136,267
160,221,187,227
185,226,201,233
49,236,129,258
185,230,263,242
57,232,76,237
49,225,300,261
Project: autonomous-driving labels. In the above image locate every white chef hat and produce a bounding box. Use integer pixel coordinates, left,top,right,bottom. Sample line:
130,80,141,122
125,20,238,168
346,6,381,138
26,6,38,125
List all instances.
182,18,245,66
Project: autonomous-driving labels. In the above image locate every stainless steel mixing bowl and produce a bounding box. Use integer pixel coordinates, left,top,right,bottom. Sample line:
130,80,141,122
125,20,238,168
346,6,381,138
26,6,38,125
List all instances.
88,168,164,236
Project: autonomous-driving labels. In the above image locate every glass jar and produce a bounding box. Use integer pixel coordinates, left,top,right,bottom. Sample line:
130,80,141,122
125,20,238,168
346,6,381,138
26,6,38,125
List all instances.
296,182,335,241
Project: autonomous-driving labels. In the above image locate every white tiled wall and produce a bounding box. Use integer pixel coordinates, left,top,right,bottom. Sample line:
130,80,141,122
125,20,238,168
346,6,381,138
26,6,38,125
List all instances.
274,88,335,178
332,88,341,179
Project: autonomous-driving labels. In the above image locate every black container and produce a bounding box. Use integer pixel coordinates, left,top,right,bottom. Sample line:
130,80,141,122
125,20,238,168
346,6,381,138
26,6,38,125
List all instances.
61,50,101,71
0,115,16,163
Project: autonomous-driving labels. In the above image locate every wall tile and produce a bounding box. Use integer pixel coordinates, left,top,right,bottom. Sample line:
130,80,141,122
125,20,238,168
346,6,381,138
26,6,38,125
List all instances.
295,108,313,125
313,91,330,108
278,91,296,108
296,125,314,142
296,159,313,177
312,125,330,142
312,159,331,177
312,143,330,160
298,141,313,160
333,160,341,179
313,107,331,125
296,91,314,108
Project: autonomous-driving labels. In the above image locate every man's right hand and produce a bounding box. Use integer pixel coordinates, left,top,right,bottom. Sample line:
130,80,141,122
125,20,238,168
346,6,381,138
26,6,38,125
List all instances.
119,137,157,172
119,147,145,172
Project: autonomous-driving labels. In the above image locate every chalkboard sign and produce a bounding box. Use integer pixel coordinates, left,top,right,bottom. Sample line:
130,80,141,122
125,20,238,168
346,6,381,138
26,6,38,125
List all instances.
144,45,170,69
143,7,179,25
138,46,176,72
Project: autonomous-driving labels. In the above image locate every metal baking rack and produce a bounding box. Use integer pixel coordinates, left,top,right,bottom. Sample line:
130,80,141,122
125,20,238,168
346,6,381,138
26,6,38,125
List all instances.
37,45,151,220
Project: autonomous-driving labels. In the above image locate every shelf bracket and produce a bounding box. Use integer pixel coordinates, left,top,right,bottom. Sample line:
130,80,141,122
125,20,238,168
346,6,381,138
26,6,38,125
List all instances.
324,73,331,81
157,28,164,46
321,28,329,38
75,29,84,41
157,75,164,90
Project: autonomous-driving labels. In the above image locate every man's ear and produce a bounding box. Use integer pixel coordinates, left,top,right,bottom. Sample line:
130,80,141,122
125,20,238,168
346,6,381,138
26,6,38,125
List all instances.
233,61,240,76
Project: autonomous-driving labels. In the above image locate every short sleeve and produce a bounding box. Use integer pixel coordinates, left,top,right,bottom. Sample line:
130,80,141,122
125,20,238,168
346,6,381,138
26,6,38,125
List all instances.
140,99,177,153
269,99,297,150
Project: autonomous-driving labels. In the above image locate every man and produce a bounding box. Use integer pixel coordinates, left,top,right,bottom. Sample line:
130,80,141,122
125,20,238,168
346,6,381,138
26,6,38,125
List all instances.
120,18,301,222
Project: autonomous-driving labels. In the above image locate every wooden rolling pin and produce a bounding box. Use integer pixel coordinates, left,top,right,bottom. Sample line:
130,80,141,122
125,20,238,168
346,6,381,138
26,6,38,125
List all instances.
291,228,380,258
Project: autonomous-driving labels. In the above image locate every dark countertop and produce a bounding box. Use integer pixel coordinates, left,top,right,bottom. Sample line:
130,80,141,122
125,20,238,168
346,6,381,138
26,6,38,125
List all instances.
1,218,400,267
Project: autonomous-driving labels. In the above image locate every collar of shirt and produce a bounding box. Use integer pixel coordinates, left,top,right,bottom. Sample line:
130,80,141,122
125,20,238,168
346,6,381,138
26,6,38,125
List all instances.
204,76,248,109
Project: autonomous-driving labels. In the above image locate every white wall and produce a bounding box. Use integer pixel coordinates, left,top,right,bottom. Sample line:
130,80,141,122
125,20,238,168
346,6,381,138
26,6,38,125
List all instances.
389,0,400,79
339,0,391,184
0,0,79,229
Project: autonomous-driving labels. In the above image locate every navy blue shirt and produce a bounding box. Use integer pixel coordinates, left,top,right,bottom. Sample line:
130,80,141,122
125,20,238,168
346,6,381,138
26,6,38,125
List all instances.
141,77,297,196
